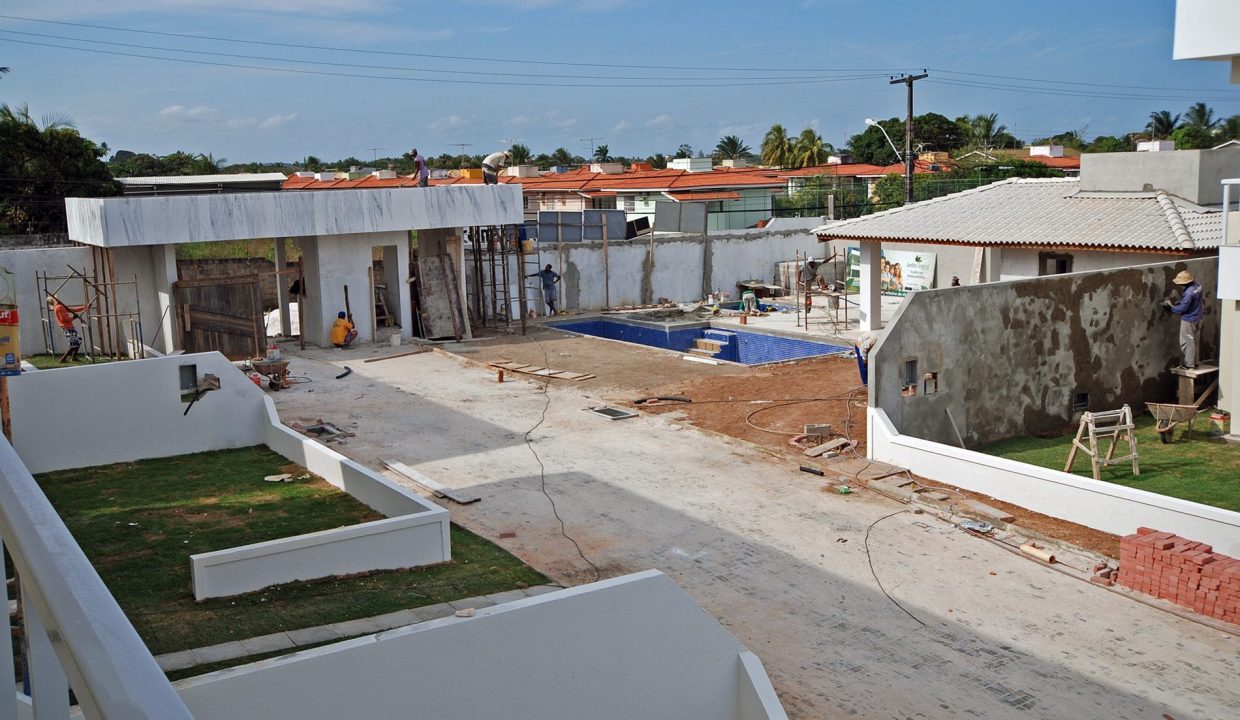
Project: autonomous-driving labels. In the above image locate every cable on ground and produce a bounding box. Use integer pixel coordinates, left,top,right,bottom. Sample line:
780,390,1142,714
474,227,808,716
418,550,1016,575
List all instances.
864,510,926,627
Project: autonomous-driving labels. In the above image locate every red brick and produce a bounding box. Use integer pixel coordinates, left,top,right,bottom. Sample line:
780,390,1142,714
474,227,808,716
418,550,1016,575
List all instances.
1136,527,1157,535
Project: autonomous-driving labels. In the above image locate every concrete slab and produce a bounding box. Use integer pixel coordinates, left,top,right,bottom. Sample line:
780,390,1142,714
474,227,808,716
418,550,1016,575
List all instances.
407,602,456,623
237,632,294,656
191,642,245,666
271,348,1240,720
285,624,343,647
157,650,197,672
447,596,497,611
327,616,389,638
484,589,534,605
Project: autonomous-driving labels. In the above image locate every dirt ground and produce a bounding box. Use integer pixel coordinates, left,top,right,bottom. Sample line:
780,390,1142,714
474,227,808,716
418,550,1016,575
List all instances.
464,325,1121,558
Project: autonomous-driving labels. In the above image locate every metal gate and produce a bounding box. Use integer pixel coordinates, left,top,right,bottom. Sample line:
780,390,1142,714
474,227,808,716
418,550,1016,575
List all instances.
173,274,266,359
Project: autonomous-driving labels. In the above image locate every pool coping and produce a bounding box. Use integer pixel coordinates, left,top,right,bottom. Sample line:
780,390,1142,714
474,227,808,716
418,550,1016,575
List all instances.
547,314,851,367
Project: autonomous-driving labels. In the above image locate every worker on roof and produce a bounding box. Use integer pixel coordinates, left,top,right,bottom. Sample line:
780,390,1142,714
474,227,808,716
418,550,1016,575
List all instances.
1162,270,1203,369
409,148,429,188
46,294,89,363
330,311,357,349
481,150,510,185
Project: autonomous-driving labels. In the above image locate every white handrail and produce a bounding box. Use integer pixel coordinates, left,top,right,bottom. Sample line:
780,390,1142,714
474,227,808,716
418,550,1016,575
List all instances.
0,437,193,719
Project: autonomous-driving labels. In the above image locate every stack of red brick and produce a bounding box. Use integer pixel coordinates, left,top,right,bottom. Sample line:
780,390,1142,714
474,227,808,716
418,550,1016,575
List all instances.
1117,528,1240,624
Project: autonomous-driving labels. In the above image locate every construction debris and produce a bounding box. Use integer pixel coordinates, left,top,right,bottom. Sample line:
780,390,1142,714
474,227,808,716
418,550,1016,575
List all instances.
489,360,595,381
803,438,849,457
363,349,431,363
587,406,638,420
382,458,481,505
289,420,354,441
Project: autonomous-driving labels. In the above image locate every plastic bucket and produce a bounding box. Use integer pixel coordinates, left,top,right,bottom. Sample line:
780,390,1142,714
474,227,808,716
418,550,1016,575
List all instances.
390,334,401,347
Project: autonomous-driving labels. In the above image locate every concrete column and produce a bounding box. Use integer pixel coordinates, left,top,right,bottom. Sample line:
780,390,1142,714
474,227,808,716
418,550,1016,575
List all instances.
384,243,411,339
859,240,882,331
984,247,1003,283
151,244,179,354
274,238,291,337
23,589,69,720
1220,299,1239,420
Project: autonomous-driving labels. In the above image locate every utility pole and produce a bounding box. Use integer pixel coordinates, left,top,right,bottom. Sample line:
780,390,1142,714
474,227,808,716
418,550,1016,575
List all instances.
889,71,928,204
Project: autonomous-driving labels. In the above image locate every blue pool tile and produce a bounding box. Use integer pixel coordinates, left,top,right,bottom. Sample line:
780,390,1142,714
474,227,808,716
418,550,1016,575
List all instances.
551,319,847,366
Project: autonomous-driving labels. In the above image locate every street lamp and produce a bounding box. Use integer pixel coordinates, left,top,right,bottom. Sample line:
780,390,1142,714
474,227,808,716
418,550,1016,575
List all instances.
865,118,903,162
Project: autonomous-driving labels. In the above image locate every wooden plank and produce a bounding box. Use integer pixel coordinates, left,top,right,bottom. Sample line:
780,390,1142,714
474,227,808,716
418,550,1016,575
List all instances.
415,255,460,340
803,438,848,457
362,349,430,363
381,459,480,504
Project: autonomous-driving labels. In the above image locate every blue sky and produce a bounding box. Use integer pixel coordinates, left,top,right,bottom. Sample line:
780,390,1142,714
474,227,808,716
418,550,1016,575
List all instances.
1,0,1237,164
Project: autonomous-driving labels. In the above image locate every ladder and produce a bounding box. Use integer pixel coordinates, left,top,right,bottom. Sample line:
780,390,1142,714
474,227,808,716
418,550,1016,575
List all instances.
1064,404,1140,480
374,282,393,327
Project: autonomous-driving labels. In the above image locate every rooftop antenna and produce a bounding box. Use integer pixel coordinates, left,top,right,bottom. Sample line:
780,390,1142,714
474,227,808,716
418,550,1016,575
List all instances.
448,143,473,168
365,147,385,163
578,136,604,161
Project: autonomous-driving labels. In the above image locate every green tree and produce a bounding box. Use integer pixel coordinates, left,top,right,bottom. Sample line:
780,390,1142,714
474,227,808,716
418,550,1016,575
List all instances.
647,153,668,169
1183,102,1219,131
1087,135,1135,153
1170,124,1217,149
792,128,830,168
550,147,573,166
509,143,532,165
760,124,793,167
1219,115,1240,142
848,118,903,164
1029,130,1085,149
1146,110,1181,140
593,144,612,162
713,134,751,160
0,103,118,234
673,143,693,159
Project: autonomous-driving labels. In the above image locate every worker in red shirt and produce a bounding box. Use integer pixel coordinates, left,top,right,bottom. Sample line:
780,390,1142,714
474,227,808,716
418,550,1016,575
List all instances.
46,294,89,363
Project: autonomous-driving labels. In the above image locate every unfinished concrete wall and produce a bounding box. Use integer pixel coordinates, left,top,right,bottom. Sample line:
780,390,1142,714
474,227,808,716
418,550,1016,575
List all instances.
997,248,1197,281
175,571,788,720
536,227,821,311
0,246,92,354
821,239,979,287
872,257,1219,446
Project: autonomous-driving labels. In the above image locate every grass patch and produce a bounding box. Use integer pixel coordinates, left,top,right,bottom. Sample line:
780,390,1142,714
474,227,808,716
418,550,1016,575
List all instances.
36,447,546,655
24,354,116,370
980,413,1240,512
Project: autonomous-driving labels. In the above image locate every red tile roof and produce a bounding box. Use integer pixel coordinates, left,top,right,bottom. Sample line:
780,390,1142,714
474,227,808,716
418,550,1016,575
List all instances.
283,175,424,190
665,190,742,202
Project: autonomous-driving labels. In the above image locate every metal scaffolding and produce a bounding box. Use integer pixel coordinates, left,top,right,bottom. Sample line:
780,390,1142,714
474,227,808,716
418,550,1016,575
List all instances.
37,246,144,361
464,224,528,335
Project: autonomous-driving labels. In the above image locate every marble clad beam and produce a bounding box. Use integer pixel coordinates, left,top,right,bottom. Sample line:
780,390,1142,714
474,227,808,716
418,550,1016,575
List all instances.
65,185,523,247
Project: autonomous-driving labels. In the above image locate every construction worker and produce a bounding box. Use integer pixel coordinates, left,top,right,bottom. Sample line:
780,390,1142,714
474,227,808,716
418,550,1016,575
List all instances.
46,294,88,363
741,287,759,315
481,151,510,185
330,311,357,349
526,264,560,315
1163,270,1203,369
410,148,429,188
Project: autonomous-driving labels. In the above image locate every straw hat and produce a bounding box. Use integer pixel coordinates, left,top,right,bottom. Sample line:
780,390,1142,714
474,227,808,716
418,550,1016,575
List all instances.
1173,270,1194,285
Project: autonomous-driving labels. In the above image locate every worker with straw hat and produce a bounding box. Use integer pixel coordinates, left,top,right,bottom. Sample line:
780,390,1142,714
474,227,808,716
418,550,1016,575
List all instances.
1162,270,1203,369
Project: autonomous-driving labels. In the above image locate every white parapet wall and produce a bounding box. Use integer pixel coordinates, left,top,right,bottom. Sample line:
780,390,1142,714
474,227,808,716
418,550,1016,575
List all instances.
868,407,1240,555
174,570,788,720
8,353,451,601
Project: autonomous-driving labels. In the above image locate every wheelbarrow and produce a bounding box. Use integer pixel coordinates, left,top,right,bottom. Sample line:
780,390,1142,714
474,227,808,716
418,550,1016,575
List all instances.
1145,380,1217,443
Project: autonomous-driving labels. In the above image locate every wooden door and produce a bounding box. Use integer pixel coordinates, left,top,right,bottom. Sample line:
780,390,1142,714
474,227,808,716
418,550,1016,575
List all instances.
173,274,266,359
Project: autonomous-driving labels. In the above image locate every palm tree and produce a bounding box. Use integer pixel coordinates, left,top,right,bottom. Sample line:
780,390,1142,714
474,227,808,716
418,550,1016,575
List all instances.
1184,102,1219,131
509,143,531,165
714,134,751,160
1219,115,1240,142
760,124,793,167
969,113,1007,148
193,153,225,174
550,147,573,166
0,102,74,131
792,128,826,169
1146,110,1181,140
593,144,612,162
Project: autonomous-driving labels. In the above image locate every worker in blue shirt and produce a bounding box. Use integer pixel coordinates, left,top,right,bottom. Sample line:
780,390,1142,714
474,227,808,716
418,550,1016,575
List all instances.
1163,270,1203,369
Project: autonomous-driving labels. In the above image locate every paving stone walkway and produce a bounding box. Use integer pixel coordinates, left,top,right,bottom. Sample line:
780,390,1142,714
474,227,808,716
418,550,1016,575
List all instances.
157,585,563,672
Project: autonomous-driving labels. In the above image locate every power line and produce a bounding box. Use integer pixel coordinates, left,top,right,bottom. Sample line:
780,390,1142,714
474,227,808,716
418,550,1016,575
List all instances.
0,37,894,88
925,77,1240,103
930,67,1240,95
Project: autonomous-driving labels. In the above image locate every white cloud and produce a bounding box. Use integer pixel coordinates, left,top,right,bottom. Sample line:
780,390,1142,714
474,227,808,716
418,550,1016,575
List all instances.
644,114,673,129
257,113,298,130
465,0,630,11
612,120,633,133
506,112,577,130
158,105,215,122
507,115,536,127
430,115,466,131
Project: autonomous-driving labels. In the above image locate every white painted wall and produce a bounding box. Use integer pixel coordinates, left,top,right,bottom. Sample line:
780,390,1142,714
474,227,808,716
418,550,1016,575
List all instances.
1173,0,1240,62
0,246,92,354
8,352,266,474
998,248,1188,281
174,571,787,720
868,407,1240,555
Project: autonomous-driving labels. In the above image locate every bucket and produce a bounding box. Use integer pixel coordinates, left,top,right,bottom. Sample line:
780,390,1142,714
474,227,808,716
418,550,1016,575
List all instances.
390,334,401,347
1210,411,1229,434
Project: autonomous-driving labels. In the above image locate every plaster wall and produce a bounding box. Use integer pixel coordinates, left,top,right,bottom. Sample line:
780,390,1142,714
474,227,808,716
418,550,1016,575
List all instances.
1174,0,1240,61
174,571,787,720
821,239,980,286
7,352,266,473
65,186,523,247
868,407,1240,555
871,258,1219,446
1079,149,1240,206
0,246,92,353
535,228,821,310
997,248,1191,282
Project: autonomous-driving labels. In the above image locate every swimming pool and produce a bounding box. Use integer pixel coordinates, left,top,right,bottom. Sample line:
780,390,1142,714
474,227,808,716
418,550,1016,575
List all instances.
550,317,848,365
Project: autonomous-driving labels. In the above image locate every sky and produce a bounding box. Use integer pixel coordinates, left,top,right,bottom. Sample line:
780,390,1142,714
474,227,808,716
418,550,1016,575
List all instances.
1,0,1238,164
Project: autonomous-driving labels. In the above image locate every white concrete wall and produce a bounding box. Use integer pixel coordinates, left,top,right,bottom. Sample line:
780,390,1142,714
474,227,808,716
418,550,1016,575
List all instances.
998,248,1188,281
174,570,787,720
190,513,449,601
8,352,266,474
0,246,92,354
868,407,1240,555
1174,0,1240,62
66,186,523,247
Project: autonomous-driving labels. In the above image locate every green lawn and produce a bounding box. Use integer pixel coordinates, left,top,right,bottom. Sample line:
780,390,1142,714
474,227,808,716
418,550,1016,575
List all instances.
36,446,546,656
981,413,1240,512
24,354,116,370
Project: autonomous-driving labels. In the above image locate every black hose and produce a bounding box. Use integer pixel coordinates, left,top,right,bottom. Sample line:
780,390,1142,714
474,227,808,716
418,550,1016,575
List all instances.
335,366,352,379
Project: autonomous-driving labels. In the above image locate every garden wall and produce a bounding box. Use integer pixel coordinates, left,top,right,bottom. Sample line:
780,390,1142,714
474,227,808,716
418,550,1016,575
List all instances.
175,571,788,720
868,407,1240,556
871,257,1219,447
